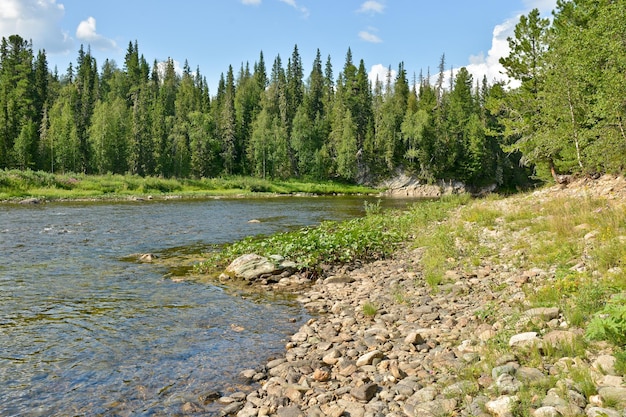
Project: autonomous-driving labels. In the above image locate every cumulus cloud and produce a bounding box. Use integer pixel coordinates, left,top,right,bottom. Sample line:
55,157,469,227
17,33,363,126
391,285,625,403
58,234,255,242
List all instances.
463,18,518,87
76,16,117,51
0,0,72,54
450,0,557,89
359,29,382,44
358,1,385,14
368,63,396,86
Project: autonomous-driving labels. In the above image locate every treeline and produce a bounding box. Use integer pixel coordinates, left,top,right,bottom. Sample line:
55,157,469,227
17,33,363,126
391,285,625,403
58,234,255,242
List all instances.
1,0,624,186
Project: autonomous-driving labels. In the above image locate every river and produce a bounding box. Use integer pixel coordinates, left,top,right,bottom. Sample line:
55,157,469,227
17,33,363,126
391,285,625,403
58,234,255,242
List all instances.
0,196,409,416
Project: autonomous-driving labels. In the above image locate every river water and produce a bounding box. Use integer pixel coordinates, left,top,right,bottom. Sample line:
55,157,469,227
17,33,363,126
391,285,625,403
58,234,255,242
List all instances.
0,196,407,416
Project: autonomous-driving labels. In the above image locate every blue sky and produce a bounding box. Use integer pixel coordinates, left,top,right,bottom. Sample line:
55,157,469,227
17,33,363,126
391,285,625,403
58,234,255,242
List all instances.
1,0,557,92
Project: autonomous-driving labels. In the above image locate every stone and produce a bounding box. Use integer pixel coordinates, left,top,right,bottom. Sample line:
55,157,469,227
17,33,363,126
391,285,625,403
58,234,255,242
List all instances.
225,254,278,280
586,407,622,417
485,395,518,417
495,373,522,394
312,368,331,382
219,401,243,416
598,386,626,407
542,330,578,347
351,382,379,402
276,405,304,417
534,406,559,417
508,332,539,347
593,355,618,376
516,366,546,384
524,307,560,321
404,331,425,345
356,350,383,367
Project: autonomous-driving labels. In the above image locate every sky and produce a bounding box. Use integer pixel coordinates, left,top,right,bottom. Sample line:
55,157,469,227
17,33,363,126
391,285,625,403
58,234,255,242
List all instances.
0,0,558,93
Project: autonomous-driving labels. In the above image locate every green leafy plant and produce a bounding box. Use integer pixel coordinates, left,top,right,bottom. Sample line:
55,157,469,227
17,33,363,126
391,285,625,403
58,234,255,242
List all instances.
586,294,626,347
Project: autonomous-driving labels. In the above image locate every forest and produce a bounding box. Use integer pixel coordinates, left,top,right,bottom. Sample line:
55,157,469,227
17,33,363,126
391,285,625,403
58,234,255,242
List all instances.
0,0,624,188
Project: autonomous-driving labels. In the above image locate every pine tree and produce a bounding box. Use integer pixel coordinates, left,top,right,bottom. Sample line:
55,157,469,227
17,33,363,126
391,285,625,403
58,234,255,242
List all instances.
0,35,35,168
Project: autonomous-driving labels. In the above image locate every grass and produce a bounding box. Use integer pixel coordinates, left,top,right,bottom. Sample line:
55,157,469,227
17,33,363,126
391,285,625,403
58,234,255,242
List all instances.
0,169,378,201
195,193,469,278
362,301,378,317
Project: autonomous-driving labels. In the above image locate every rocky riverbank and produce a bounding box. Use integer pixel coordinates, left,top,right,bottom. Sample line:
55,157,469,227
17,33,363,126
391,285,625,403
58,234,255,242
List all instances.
209,176,626,417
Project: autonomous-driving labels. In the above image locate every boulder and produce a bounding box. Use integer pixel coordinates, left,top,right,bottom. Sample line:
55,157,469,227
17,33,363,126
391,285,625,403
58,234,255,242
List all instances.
224,254,296,281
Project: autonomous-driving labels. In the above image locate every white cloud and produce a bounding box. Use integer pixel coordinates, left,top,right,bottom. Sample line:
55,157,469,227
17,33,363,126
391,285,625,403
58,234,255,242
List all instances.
241,0,262,4
358,1,385,14
279,0,309,17
450,0,557,89
368,64,396,86
76,16,117,51
0,0,72,54
359,30,382,44
463,18,518,87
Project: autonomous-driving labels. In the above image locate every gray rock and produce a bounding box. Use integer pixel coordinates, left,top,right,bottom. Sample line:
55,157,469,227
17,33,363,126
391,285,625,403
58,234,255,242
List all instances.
534,406,560,417
225,254,278,280
485,395,518,417
586,407,623,417
593,355,618,376
524,307,560,321
598,386,626,408
508,332,539,347
276,404,304,417
219,401,243,416
356,350,383,367
351,382,379,402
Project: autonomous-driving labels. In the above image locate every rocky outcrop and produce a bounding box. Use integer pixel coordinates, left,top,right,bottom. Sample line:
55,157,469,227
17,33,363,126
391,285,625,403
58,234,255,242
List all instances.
380,173,496,198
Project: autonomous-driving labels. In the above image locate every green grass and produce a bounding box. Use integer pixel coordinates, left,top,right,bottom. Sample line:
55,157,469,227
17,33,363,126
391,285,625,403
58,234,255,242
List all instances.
0,169,378,201
195,194,469,277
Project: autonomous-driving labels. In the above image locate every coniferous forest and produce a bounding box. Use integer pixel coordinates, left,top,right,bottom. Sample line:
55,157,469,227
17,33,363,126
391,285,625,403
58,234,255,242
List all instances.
0,0,624,187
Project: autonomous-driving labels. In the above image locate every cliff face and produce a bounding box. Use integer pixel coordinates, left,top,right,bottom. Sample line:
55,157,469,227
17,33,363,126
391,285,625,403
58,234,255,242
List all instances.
380,173,496,198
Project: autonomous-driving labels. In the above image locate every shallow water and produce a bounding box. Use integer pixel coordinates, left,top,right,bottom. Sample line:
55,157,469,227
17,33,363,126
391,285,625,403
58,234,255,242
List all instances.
0,196,411,416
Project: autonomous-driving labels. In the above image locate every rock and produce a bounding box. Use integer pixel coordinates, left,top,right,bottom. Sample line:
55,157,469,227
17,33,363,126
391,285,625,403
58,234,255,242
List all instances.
593,355,618,376
586,407,623,417
19,197,41,204
225,254,278,280
225,254,296,281
508,332,539,348
495,373,522,394
276,404,304,417
524,307,560,321
324,275,355,284
219,401,243,416
485,395,518,417
351,382,379,402
404,331,425,345
542,330,578,347
598,386,626,407
356,350,383,367
534,406,559,417
312,368,331,382
139,253,157,262
247,219,261,223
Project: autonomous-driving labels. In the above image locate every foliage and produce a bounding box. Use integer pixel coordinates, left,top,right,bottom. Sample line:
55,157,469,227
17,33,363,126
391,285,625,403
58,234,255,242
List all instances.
196,194,467,276
0,169,377,200
586,294,626,347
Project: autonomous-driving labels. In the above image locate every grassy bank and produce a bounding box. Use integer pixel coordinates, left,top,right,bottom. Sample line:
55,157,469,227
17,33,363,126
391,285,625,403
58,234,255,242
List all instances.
0,169,378,201
197,179,626,378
